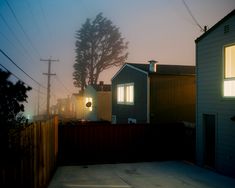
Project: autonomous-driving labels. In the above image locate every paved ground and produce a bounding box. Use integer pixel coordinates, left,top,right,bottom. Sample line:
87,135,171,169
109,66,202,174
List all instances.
48,161,235,188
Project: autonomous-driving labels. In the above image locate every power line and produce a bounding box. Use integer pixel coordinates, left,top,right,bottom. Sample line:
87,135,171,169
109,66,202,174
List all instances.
55,75,72,94
182,0,207,32
0,63,46,96
4,0,41,58
0,13,36,63
0,49,46,90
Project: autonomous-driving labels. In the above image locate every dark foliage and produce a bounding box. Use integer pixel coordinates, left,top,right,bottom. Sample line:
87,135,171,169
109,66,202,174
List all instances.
0,69,31,151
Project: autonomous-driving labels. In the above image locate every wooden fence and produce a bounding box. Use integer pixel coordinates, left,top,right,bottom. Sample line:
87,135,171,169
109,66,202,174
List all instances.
0,116,58,188
58,122,195,165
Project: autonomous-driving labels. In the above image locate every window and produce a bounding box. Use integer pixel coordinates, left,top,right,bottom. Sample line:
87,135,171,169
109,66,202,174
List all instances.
117,84,124,103
117,83,134,104
224,45,235,97
126,84,134,103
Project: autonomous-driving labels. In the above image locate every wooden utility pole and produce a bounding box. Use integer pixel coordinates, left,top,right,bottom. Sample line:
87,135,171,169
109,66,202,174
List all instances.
41,58,58,116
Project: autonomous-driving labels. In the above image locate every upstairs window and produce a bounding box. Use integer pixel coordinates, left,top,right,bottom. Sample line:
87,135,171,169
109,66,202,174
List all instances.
117,83,134,104
117,84,125,103
224,45,235,97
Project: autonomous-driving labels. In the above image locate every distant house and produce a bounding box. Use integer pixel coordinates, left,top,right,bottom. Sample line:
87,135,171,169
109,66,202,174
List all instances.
83,81,111,121
111,61,195,124
51,96,73,119
71,92,85,120
195,9,235,177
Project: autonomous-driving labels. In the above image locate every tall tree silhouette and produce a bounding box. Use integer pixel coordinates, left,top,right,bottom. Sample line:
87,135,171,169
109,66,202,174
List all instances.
73,13,128,91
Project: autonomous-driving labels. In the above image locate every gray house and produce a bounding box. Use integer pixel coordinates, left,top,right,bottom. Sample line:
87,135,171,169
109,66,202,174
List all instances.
84,82,111,121
112,61,195,124
195,9,235,177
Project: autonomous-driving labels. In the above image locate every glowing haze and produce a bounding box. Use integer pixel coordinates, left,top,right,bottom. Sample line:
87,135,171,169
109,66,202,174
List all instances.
0,0,234,117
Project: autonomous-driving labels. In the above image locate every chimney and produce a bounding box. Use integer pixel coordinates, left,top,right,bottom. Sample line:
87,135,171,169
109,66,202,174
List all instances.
99,81,104,91
149,60,158,72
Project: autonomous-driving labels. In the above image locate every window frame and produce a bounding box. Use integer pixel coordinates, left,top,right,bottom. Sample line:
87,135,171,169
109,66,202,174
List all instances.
117,83,134,105
223,44,235,98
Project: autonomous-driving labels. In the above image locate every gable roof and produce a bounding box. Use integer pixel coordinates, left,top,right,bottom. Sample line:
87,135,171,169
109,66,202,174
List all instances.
126,63,149,72
112,63,195,81
111,63,149,81
195,9,235,43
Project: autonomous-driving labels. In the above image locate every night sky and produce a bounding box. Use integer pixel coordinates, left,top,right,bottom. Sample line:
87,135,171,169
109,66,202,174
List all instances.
0,0,234,117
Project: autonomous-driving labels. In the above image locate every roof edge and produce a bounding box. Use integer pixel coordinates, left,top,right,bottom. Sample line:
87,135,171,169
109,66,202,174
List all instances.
111,63,148,81
195,9,235,43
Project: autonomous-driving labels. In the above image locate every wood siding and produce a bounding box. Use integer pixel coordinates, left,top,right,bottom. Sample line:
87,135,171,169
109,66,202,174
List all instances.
112,66,148,124
150,74,195,123
196,14,235,177
97,91,111,121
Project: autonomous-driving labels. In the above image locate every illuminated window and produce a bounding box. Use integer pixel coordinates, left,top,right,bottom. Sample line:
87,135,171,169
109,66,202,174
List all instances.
117,84,124,103
117,83,134,104
85,97,92,111
126,84,134,104
224,45,235,97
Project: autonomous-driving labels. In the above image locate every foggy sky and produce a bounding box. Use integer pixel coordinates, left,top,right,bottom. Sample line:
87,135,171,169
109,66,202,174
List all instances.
0,0,234,117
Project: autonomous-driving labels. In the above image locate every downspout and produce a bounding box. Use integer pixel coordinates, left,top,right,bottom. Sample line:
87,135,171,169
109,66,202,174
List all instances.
147,75,150,124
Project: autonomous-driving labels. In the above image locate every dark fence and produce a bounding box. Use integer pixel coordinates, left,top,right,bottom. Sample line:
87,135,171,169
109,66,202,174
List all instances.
58,122,195,165
0,116,58,188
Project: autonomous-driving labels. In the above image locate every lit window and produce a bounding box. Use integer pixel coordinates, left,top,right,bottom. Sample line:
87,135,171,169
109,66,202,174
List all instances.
224,45,235,97
126,84,134,104
117,83,134,104
85,97,92,111
117,84,124,103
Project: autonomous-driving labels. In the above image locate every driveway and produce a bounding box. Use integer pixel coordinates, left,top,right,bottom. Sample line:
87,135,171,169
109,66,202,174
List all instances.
48,161,235,188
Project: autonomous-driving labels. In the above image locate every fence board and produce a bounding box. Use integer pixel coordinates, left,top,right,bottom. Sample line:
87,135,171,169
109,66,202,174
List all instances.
0,116,58,188
58,122,195,165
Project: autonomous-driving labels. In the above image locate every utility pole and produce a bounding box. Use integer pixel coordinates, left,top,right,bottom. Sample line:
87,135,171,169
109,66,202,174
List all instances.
41,58,59,117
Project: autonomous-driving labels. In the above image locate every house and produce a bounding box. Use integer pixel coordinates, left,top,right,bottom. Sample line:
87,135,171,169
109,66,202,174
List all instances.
71,92,85,120
111,61,195,124
195,9,235,177
51,96,73,119
83,81,111,121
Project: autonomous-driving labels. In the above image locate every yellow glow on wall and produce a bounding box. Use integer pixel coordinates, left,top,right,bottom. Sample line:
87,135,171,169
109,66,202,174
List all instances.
85,97,93,111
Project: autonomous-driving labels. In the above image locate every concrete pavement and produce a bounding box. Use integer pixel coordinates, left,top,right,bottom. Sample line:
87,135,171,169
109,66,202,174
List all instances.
48,161,235,188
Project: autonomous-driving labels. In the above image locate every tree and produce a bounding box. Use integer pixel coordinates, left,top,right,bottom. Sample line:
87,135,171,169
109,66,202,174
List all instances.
73,13,128,91
0,69,31,129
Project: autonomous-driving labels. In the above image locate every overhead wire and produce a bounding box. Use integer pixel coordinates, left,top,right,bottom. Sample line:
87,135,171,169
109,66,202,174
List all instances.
54,75,72,95
182,0,204,32
0,49,47,90
0,63,46,96
0,13,36,63
4,0,41,58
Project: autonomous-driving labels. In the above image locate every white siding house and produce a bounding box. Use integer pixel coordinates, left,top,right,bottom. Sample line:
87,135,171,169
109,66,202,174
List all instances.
195,9,235,177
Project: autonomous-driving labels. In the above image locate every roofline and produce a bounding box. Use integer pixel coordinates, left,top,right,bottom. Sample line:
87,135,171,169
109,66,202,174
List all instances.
111,63,148,81
195,9,235,43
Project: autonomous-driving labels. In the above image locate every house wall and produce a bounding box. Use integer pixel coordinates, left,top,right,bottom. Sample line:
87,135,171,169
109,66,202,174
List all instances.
97,91,111,121
84,86,98,121
150,74,195,123
196,15,235,177
112,66,148,124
